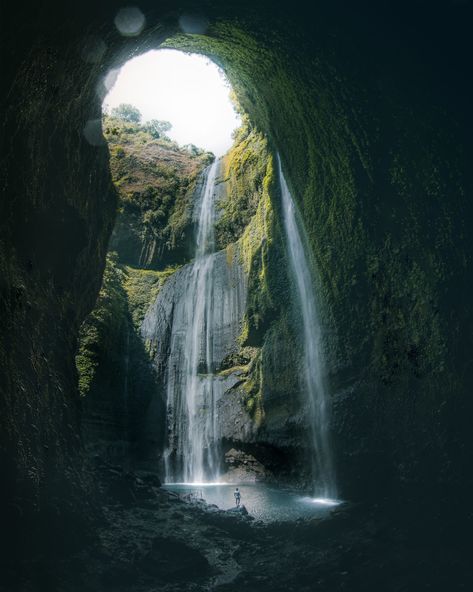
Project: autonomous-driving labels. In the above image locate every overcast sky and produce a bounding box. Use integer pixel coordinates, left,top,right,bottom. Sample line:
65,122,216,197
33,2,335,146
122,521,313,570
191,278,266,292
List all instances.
103,49,241,156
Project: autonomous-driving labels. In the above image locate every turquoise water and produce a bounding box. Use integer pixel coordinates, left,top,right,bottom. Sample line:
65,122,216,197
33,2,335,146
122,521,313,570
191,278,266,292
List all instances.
163,482,341,522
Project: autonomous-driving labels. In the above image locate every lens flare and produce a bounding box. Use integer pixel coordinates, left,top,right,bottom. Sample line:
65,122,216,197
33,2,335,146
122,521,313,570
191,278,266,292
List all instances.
114,7,146,37
83,119,105,146
81,36,106,64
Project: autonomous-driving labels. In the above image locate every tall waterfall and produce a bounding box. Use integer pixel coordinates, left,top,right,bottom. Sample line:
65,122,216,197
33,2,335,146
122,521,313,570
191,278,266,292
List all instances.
142,160,247,484
168,160,219,483
277,155,337,498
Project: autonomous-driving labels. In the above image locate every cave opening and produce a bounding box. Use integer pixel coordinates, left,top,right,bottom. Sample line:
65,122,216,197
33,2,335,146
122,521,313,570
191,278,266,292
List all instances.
85,41,340,516
102,48,241,156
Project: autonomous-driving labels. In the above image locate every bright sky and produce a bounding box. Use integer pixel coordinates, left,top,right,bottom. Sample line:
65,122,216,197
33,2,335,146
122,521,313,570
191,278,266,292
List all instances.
103,49,241,156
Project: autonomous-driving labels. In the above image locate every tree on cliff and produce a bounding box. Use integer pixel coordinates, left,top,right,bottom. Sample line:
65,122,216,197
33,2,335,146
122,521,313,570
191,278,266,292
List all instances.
144,119,172,139
111,103,142,123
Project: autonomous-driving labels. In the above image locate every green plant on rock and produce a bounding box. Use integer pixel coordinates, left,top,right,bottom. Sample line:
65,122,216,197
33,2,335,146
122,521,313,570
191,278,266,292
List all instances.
215,115,270,250
242,351,264,425
124,264,181,329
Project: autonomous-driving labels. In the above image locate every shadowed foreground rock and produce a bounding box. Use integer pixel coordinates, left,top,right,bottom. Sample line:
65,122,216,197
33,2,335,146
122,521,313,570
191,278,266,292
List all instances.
7,466,471,592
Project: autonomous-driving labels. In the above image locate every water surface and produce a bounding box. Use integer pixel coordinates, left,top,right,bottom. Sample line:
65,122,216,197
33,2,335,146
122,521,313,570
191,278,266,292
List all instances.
164,482,340,522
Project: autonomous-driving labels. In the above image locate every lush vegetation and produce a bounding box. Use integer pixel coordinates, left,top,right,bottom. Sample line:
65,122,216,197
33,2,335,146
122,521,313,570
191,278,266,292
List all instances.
104,112,214,269
214,115,270,250
79,97,285,433
76,253,128,397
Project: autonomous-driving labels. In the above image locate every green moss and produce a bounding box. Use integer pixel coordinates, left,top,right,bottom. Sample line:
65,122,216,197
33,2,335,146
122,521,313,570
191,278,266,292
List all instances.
76,253,179,397
217,364,249,377
215,116,270,249
236,154,287,346
241,351,264,425
167,21,468,400
75,253,128,397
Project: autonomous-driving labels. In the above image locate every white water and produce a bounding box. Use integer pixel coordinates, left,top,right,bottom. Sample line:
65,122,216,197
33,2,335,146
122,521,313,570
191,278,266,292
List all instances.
164,161,221,483
278,155,337,499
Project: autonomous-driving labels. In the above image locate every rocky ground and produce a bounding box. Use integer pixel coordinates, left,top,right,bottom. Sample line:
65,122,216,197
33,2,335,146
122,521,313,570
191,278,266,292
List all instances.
8,466,473,592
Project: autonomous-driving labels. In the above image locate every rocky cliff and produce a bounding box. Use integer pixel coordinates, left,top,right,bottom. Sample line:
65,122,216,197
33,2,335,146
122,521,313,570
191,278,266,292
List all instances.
105,115,213,269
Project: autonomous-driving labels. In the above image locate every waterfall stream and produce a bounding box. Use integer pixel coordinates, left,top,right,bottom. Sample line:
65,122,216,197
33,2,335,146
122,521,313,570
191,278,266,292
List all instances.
142,160,247,484
167,160,220,483
277,155,337,499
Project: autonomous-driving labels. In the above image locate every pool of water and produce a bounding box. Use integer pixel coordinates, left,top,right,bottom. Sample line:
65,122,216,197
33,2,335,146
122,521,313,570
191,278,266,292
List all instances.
163,482,341,522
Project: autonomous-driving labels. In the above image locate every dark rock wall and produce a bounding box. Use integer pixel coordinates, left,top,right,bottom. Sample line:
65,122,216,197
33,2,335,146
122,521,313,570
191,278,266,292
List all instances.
0,31,116,560
1,0,472,559
76,258,165,468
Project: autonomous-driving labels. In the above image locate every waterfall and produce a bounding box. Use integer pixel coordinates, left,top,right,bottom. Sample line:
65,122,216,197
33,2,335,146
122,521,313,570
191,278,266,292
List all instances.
142,160,247,484
277,155,337,499
168,160,219,483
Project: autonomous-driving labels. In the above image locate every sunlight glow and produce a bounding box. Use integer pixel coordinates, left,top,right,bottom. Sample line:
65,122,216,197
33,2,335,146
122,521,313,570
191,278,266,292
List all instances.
103,49,241,156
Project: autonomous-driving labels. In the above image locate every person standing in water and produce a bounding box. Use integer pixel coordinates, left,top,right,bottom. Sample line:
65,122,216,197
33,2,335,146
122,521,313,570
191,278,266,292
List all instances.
234,487,241,507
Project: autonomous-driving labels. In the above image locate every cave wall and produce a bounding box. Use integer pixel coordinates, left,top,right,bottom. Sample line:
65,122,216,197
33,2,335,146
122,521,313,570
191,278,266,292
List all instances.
166,2,473,505
0,30,117,561
76,256,167,468
1,0,472,559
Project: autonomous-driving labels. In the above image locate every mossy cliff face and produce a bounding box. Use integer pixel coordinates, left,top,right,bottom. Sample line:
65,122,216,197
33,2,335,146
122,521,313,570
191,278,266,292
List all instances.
105,116,213,269
92,114,307,483
213,135,320,485
75,255,175,466
1,0,472,556
214,115,271,251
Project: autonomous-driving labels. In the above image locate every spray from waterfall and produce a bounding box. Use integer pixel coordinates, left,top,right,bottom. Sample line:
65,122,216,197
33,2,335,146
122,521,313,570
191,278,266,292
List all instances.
277,154,337,499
